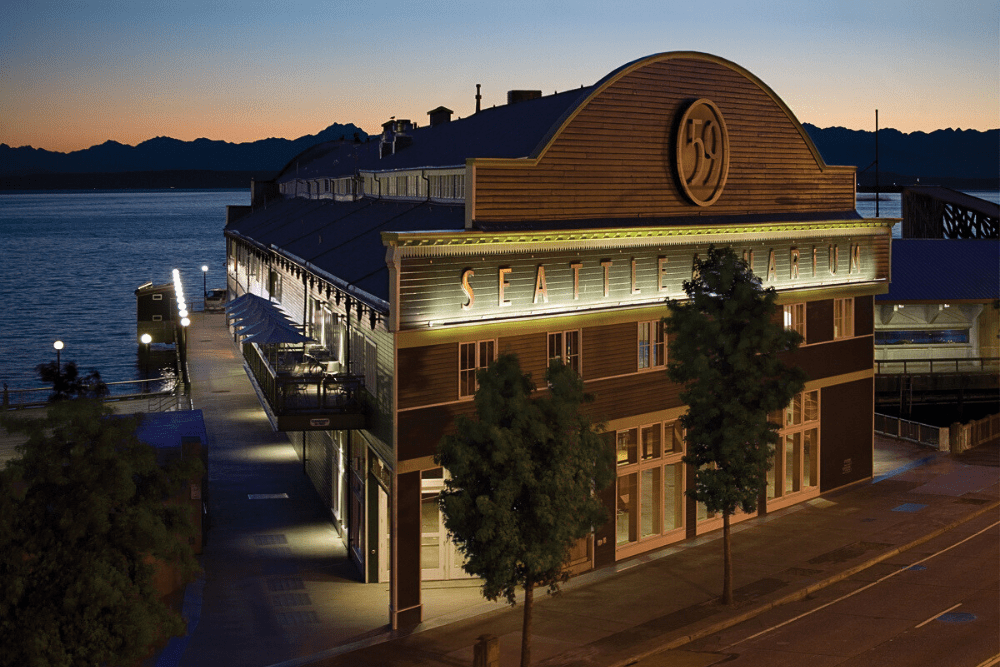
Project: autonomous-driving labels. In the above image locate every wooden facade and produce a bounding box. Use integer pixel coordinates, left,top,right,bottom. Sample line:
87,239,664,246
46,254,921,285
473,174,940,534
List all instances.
224,52,894,631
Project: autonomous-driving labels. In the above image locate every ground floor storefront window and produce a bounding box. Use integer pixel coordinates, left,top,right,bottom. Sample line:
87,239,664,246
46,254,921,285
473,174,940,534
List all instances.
767,389,820,509
616,421,685,557
419,468,472,581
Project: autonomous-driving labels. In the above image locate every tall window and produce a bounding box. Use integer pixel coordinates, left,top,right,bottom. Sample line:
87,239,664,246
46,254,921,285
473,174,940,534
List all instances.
459,340,496,398
637,320,666,370
768,390,819,501
833,298,854,340
616,421,685,548
783,303,806,339
548,330,581,374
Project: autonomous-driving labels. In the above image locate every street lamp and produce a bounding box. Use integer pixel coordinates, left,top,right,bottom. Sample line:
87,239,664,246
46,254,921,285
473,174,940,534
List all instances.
140,333,152,380
53,340,63,373
202,265,208,299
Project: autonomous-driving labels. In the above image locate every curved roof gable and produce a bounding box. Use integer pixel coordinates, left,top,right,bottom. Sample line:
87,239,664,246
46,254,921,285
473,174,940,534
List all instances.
471,52,856,225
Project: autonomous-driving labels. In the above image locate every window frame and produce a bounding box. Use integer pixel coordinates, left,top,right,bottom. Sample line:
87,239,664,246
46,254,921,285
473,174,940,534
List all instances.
767,389,820,506
637,320,666,371
833,297,854,340
547,329,581,375
615,420,686,552
458,339,497,399
783,302,807,340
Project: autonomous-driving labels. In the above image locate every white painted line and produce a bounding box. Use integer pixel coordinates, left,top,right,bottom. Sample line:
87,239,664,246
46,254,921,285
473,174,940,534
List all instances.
915,602,962,629
723,519,1000,650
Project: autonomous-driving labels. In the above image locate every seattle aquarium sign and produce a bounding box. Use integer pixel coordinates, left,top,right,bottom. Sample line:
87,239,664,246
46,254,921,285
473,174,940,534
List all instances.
385,222,891,330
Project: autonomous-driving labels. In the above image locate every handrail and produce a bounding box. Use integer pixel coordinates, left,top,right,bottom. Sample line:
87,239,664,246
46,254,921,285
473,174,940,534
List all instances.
875,357,999,375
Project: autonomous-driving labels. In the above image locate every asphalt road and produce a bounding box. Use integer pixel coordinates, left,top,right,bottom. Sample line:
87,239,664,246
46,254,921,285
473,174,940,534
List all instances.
643,511,1000,667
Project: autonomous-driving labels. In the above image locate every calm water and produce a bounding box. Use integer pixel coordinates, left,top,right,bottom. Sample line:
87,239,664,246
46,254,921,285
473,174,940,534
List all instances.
1,189,997,391
0,190,247,391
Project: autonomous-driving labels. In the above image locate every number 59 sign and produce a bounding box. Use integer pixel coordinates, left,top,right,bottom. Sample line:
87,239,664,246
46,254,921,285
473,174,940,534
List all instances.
676,98,730,207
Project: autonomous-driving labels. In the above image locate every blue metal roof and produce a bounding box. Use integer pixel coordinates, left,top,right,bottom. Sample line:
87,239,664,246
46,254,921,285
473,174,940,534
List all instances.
275,87,593,182
877,239,999,302
226,197,465,305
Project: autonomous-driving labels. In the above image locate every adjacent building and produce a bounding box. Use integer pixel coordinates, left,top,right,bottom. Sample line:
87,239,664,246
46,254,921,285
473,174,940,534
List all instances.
223,52,892,628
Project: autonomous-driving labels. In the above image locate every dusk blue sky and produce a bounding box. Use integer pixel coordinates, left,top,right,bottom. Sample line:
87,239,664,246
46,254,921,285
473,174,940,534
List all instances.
2,0,997,152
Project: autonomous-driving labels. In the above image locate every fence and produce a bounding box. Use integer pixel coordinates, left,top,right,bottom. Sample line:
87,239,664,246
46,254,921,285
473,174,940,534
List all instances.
1,376,185,413
874,413,944,449
951,413,1000,454
874,356,999,375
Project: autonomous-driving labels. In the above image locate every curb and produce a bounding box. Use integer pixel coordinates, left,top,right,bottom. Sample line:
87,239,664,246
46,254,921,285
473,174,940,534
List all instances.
610,499,1000,667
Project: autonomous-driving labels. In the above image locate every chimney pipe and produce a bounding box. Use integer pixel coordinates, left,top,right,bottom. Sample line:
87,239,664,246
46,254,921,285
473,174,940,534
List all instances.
475,84,481,114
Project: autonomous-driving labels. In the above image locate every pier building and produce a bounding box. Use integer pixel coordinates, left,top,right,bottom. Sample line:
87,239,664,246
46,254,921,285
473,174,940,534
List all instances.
223,52,893,628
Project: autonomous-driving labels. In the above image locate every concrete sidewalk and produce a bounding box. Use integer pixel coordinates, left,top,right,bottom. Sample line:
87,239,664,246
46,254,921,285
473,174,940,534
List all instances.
169,311,999,667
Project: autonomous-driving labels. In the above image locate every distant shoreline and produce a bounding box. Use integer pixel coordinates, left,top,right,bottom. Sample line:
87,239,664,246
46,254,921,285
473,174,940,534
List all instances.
1,170,996,193
0,170,274,191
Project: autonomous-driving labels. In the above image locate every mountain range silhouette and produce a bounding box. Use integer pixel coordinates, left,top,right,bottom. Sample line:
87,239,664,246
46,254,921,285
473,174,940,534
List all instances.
0,122,996,190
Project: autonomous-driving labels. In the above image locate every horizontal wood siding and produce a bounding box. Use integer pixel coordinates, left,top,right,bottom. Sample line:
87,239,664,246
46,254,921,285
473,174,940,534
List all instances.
807,300,833,345
583,322,639,381
585,372,684,425
398,402,477,462
397,343,458,410
473,59,854,223
820,378,874,490
854,295,874,336
783,336,873,382
498,332,548,382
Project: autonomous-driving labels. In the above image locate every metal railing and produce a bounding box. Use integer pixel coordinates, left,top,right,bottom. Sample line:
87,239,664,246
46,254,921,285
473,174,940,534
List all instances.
1,376,184,413
241,342,366,416
874,413,942,448
875,357,999,375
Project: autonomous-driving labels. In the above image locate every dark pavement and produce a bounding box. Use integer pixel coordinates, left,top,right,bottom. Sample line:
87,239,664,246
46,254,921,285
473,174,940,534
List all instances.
158,312,999,667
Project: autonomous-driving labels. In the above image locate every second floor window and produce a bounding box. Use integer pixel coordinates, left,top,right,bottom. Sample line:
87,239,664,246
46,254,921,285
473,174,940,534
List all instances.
784,303,806,339
548,330,581,374
459,339,496,398
833,297,854,339
638,320,666,370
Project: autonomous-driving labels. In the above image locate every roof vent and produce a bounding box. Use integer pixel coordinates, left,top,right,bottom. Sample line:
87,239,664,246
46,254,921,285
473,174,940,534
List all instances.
427,106,453,127
380,118,414,158
507,90,542,105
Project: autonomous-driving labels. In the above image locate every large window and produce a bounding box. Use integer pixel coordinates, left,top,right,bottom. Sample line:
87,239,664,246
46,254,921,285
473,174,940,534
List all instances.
784,303,806,339
459,339,496,398
833,298,854,340
616,421,685,548
768,390,819,502
548,330,581,374
637,321,666,370
875,329,970,345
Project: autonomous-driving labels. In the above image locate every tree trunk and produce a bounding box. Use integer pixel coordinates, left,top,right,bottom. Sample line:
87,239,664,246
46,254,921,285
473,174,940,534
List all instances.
521,580,534,667
722,511,733,605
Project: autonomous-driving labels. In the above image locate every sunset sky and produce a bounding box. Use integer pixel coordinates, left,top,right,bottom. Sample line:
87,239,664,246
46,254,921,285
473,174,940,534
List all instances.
2,0,997,153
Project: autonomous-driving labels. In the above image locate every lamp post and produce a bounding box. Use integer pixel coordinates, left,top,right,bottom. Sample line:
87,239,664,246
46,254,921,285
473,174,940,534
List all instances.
202,265,208,304
53,340,63,373
140,333,152,382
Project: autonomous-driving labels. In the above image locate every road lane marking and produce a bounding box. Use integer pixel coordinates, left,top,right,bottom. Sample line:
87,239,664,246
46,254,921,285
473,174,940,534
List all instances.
914,602,961,628
723,519,1000,650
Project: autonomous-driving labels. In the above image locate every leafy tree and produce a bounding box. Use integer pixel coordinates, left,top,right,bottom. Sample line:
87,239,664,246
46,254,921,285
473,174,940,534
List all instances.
0,393,201,667
666,245,805,605
35,360,108,402
436,354,614,667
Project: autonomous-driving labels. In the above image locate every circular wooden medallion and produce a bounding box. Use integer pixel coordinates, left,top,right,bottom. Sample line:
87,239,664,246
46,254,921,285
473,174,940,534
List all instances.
675,99,730,207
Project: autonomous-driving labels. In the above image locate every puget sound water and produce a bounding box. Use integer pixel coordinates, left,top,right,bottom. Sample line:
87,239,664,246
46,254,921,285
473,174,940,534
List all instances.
1,189,997,392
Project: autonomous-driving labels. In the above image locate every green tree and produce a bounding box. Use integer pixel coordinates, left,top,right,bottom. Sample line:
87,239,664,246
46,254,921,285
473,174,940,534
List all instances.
35,360,108,402
666,245,805,605
436,354,614,667
0,396,201,667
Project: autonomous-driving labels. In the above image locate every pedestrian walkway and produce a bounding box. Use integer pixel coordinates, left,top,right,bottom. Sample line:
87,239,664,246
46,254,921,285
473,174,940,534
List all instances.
166,311,999,667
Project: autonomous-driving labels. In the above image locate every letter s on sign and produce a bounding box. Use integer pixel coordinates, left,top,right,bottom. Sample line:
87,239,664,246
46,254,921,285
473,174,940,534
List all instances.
461,269,475,310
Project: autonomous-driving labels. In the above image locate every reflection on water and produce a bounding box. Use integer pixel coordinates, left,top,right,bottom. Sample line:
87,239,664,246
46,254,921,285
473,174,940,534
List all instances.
0,188,996,391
